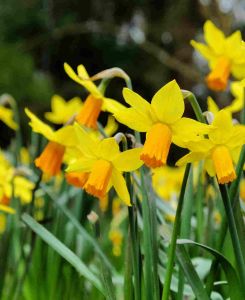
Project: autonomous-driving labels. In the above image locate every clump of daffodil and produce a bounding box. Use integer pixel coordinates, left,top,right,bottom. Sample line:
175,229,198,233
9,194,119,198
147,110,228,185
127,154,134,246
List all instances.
177,109,245,184
114,80,210,169
191,20,245,91
0,151,34,206
152,166,185,201
25,108,77,177
64,63,124,129
45,95,83,125
66,124,143,205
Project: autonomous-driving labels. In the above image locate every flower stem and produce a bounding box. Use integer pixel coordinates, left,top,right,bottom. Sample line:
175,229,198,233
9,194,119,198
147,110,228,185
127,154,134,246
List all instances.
219,184,245,294
162,163,191,300
184,92,206,123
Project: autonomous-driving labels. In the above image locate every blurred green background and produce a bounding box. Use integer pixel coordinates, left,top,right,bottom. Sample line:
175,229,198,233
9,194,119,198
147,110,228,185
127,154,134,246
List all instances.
0,0,244,139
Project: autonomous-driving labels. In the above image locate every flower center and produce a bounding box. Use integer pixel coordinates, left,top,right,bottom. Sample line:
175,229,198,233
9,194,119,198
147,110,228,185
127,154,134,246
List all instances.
84,159,112,198
76,95,103,129
211,145,236,184
65,171,89,188
140,123,172,168
35,141,65,176
206,57,231,91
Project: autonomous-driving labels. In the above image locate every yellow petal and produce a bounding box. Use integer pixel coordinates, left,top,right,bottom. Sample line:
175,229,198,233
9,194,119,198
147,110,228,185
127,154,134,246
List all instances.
102,97,126,114
231,63,245,79
204,159,215,177
151,80,184,124
114,107,152,132
176,152,205,167
25,108,55,141
0,204,15,214
203,20,225,54
64,63,101,97
225,31,243,60
66,157,95,173
54,125,78,146
74,123,98,157
104,116,118,137
209,110,233,144
97,138,120,160
122,88,152,116
112,148,143,171
0,106,18,130
190,40,215,62
111,168,131,206
207,96,219,115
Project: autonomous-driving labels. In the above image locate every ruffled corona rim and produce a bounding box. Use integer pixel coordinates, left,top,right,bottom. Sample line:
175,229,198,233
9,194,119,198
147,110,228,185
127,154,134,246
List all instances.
35,141,65,176
76,95,103,129
140,123,172,168
206,57,230,91
84,159,112,198
211,145,236,184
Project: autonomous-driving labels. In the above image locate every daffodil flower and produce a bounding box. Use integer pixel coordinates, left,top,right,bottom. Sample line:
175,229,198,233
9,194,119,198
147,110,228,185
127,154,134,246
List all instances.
0,105,18,130
64,63,125,129
0,151,34,206
25,108,77,176
114,80,210,168
45,95,83,125
177,110,245,184
66,124,143,205
191,20,245,91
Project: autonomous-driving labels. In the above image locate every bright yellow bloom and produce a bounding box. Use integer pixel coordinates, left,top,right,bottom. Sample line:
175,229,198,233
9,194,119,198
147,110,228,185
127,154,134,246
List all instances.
25,108,77,176
0,105,18,130
66,124,143,205
240,179,245,202
109,228,123,256
230,79,245,113
177,110,245,184
0,151,34,205
191,20,245,91
45,95,83,125
114,80,210,168
64,63,125,129
152,166,185,201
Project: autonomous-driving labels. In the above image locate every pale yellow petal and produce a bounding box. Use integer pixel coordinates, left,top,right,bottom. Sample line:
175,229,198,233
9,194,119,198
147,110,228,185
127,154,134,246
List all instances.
209,110,233,144
112,148,143,171
0,204,15,214
111,168,131,206
74,123,98,157
54,125,78,146
176,152,205,167
204,158,215,177
0,106,18,130
207,96,219,115
190,40,215,62
151,80,184,124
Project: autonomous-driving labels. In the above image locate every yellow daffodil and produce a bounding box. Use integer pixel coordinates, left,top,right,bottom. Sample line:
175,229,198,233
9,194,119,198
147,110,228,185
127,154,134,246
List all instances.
177,110,245,184
152,166,185,201
109,228,123,256
0,151,34,205
0,105,18,130
25,108,77,176
45,95,83,125
64,63,125,129
240,179,245,202
230,79,245,112
66,124,143,205
114,80,210,168
191,20,245,91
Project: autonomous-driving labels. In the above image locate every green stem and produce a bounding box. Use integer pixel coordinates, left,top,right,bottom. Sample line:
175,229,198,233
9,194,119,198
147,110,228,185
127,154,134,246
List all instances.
162,163,191,300
184,92,206,123
219,184,245,294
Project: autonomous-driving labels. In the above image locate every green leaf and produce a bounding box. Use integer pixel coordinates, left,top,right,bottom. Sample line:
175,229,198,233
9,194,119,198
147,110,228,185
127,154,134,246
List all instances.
21,213,105,296
177,239,243,300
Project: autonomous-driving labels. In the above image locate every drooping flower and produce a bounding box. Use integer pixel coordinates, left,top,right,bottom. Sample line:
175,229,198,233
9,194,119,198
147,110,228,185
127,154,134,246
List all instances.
191,20,245,91
177,110,245,184
25,108,77,176
66,124,143,205
64,63,125,129
114,80,210,168
0,105,18,130
45,95,83,125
